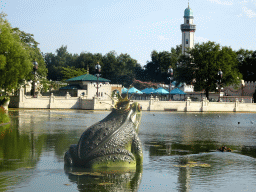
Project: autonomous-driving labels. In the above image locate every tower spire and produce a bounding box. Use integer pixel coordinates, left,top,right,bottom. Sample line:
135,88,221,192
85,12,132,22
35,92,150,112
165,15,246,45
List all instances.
181,2,196,55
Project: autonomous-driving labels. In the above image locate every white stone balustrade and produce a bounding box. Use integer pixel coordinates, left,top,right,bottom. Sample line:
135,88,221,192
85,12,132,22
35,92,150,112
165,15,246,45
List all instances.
11,88,256,112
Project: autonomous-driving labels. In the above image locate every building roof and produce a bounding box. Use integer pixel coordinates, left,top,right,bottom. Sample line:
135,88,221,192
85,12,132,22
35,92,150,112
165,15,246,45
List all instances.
184,5,193,17
66,74,111,82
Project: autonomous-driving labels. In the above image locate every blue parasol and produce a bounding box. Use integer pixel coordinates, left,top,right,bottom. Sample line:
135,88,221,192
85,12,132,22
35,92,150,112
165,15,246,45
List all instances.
170,88,186,95
128,87,143,94
154,87,169,94
121,87,128,94
142,88,156,94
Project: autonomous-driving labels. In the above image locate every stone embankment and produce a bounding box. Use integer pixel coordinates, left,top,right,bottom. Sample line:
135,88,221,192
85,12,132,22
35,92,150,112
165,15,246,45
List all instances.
9,89,256,112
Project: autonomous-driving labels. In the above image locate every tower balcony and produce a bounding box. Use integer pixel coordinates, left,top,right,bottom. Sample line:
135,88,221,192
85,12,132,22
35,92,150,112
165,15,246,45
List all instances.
181,24,196,32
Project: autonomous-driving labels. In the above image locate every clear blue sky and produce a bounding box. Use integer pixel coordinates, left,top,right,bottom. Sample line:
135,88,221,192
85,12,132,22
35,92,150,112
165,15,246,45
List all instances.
2,0,256,66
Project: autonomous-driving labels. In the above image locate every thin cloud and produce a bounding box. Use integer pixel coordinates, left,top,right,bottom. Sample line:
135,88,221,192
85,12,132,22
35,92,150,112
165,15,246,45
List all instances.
158,35,169,41
253,0,256,6
239,0,249,3
208,0,234,5
195,36,209,43
242,6,256,18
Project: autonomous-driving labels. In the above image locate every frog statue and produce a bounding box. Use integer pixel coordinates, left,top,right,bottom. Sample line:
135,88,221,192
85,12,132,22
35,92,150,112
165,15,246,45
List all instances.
64,92,143,169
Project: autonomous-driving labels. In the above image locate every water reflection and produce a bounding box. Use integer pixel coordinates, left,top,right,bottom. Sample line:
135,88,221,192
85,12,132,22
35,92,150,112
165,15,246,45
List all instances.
139,112,256,192
0,112,44,191
0,118,43,168
145,140,219,156
0,110,255,191
64,166,142,192
241,146,256,158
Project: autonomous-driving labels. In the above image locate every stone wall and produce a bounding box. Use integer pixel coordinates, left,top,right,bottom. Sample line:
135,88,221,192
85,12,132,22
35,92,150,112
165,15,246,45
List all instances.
17,88,114,110
49,94,80,109
10,88,256,112
18,88,81,109
224,81,256,96
132,97,256,112
80,99,94,110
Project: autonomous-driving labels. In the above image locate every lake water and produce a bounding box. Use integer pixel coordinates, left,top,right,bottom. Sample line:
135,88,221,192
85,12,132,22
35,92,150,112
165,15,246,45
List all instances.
0,109,256,192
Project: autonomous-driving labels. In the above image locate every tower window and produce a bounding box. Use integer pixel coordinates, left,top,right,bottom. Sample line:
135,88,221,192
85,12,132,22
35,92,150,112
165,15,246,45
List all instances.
186,20,189,24
186,39,188,44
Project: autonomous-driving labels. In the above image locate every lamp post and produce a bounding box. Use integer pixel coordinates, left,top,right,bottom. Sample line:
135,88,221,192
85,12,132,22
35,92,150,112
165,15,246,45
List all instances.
217,69,223,101
95,62,101,97
32,60,38,97
167,67,173,100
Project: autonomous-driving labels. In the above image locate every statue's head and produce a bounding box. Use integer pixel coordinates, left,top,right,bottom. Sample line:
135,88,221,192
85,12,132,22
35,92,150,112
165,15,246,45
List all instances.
112,89,142,132
113,91,130,112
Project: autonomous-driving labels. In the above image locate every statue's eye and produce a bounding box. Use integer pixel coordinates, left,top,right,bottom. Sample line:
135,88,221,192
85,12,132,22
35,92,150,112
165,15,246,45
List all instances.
138,104,142,111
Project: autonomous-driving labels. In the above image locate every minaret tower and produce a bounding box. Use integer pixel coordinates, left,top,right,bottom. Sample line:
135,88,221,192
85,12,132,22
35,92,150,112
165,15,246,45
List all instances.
180,2,196,55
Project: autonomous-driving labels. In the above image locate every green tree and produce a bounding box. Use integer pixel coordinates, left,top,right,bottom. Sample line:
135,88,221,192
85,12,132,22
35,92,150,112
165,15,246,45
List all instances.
176,41,242,99
144,50,163,82
144,46,182,84
115,53,138,87
170,44,182,67
0,13,32,93
44,45,78,81
236,49,256,81
44,52,56,80
175,54,195,85
61,66,87,80
100,51,140,87
12,28,48,82
74,52,102,74
134,64,146,81
44,47,140,86
101,51,117,81
53,45,70,80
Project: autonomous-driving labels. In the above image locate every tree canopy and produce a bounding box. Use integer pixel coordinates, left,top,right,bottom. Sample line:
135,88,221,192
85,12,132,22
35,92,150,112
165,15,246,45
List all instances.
12,28,48,79
236,49,256,81
44,45,78,81
0,13,32,92
44,48,140,87
143,45,182,83
175,41,242,98
61,66,87,81
0,13,47,93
